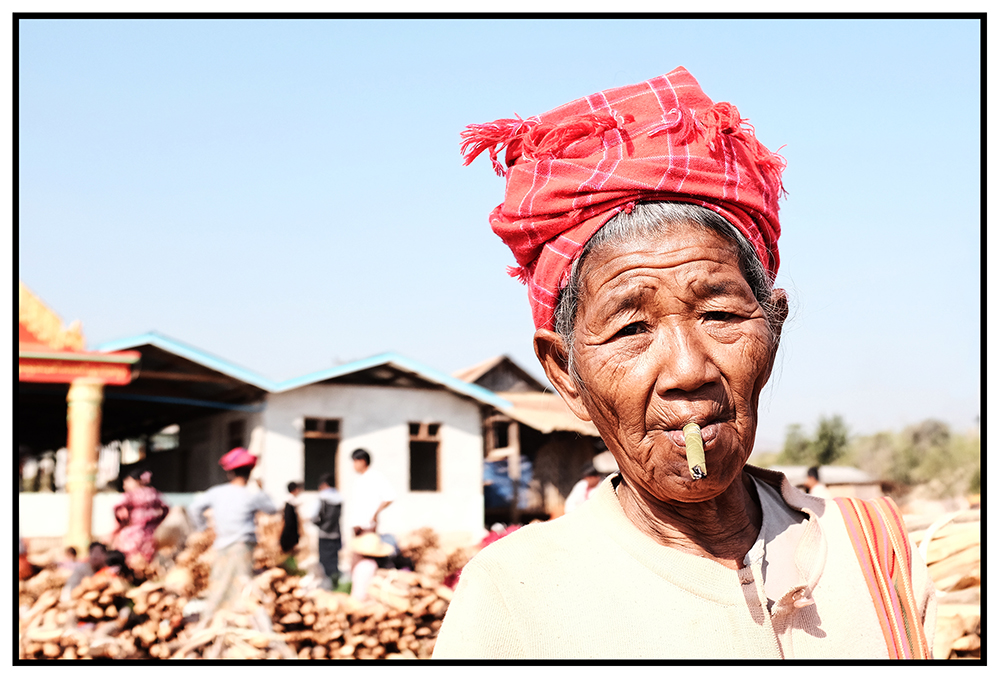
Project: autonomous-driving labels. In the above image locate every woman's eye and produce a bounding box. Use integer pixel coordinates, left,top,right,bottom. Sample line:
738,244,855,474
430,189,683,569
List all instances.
704,311,739,322
613,322,645,338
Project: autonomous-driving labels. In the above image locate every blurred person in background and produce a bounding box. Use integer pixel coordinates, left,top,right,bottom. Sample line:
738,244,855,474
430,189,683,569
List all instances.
280,481,303,556
189,448,278,622
347,448,395,538
19,536,40,580
804,466,834,499
112,469,170,570
59,546,78,571
99,549,136,586
307,473,344,590
563,464,604,513
63,541,107,598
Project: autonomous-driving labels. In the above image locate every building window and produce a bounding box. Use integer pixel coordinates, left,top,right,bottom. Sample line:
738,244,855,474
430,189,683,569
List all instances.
492,420,510,449
227,420,246,451
409,422,440,492
303,417,340,491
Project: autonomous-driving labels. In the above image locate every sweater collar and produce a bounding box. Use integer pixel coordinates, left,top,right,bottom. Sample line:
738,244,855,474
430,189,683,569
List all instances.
586,466,827,606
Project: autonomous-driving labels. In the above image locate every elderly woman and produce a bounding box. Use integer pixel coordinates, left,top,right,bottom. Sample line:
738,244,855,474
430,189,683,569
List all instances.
433,68,935,659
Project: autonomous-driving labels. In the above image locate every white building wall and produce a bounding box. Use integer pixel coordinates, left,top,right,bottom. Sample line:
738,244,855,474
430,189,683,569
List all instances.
18,389,486,548
261,384,485,544
180,409,263,491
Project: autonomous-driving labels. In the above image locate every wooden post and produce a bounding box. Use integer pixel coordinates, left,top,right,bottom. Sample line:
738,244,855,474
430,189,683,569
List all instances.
508,421,521,526
65,379,103,553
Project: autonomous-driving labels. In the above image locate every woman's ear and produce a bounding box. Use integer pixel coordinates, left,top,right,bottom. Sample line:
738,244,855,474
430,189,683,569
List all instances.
755,288,790,394
533,328,592,422
769,288,789,345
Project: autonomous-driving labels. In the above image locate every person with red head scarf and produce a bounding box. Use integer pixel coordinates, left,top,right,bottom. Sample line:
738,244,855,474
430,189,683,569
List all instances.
434,68,935,659
112,469,169,569
188,448,278,623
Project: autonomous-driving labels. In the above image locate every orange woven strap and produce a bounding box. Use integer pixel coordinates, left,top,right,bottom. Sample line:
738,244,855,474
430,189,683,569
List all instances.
835,496,931,659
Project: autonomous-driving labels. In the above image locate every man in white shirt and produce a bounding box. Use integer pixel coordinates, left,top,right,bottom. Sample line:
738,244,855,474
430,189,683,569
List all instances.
804,465,834,499
347,449,395,537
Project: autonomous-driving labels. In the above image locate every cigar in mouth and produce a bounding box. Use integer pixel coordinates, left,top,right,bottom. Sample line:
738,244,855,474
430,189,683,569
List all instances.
683,422,707,480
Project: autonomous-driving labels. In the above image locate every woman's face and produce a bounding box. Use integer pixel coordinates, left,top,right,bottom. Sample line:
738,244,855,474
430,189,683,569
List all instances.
123,476,139,492
544,224,785,505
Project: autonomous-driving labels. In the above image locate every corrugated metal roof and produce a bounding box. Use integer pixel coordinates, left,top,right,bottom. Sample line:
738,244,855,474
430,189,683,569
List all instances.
96,332,275,391
96,333,511,409
498,391,601,437
765,465,879,486
452,355,506,384
274,353,511,409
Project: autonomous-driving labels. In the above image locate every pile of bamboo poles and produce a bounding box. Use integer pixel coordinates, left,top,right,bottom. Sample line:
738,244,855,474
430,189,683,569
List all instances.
245,566,451,659
397,526,477,584
908,508,981,660
252,512,286,572
18,521,470,660
20,573,136,659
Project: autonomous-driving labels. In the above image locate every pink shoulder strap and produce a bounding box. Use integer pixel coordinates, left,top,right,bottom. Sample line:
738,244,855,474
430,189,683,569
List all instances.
834,496,931,659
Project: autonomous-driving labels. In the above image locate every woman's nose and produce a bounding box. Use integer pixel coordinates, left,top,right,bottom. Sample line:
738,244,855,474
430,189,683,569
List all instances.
650,324,718,395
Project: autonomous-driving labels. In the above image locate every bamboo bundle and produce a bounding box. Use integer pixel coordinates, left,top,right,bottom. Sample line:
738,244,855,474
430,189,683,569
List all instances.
19,566,68,610
19,572,134,659
397,527,478,584
18,524,475,660
173,528,215,596
124,580,192,655
253,512,285,571
908,509,980,659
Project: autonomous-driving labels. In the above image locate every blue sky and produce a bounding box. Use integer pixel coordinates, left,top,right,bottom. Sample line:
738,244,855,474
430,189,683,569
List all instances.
17,17,981,451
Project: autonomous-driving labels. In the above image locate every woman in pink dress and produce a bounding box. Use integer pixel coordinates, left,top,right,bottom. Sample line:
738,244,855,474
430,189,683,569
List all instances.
112,470,169,567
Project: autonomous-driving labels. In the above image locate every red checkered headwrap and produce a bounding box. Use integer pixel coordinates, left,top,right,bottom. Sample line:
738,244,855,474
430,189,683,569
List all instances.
461,67,786,331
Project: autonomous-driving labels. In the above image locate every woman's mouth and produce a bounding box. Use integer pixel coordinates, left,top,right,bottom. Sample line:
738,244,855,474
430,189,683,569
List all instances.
664,422,720,448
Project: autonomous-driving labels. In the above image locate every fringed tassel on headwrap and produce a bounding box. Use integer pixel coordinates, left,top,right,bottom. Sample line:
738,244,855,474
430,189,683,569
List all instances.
506,265,531,284
462,111,629,176
648,107,699,143
521,111,628,160
461,115,537,177
698,102,787,198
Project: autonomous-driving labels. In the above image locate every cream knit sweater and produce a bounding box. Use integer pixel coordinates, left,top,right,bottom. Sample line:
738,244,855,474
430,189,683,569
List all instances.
433,466,936,659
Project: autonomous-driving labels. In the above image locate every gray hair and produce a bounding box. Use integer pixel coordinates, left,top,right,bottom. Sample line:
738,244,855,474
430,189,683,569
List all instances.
553,202,779,381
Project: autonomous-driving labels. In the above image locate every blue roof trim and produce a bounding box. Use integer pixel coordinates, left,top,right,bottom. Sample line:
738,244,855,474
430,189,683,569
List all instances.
94,332,277,391
104,392,266,413
94,334,511,409
272,352,512,410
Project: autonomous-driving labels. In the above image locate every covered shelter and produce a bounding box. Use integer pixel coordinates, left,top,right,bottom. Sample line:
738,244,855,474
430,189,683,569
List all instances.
455,356,607,524
18,282,140,552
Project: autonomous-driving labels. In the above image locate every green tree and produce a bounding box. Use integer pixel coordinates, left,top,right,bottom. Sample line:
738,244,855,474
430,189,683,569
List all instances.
778,423,813,464
846,419,980,499
814,415,849,466
845,430,896,480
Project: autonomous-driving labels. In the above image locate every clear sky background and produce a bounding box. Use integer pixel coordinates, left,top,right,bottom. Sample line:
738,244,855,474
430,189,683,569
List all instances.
17,16,982,452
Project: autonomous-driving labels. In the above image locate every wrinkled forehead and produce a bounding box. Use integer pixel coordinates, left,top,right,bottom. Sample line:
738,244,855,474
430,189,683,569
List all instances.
578,222,747,297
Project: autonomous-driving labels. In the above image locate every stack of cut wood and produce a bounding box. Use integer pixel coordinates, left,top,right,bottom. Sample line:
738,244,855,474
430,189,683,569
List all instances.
126,580,191,657
908,509,980,660
129,554,168,585
397,527,477,584
244,560,454,659
253,512,286,571
172,528,215,596
18,524,475,660
19,567,67,611
19,573,136,659
159,609,298,659
248,568,355,658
